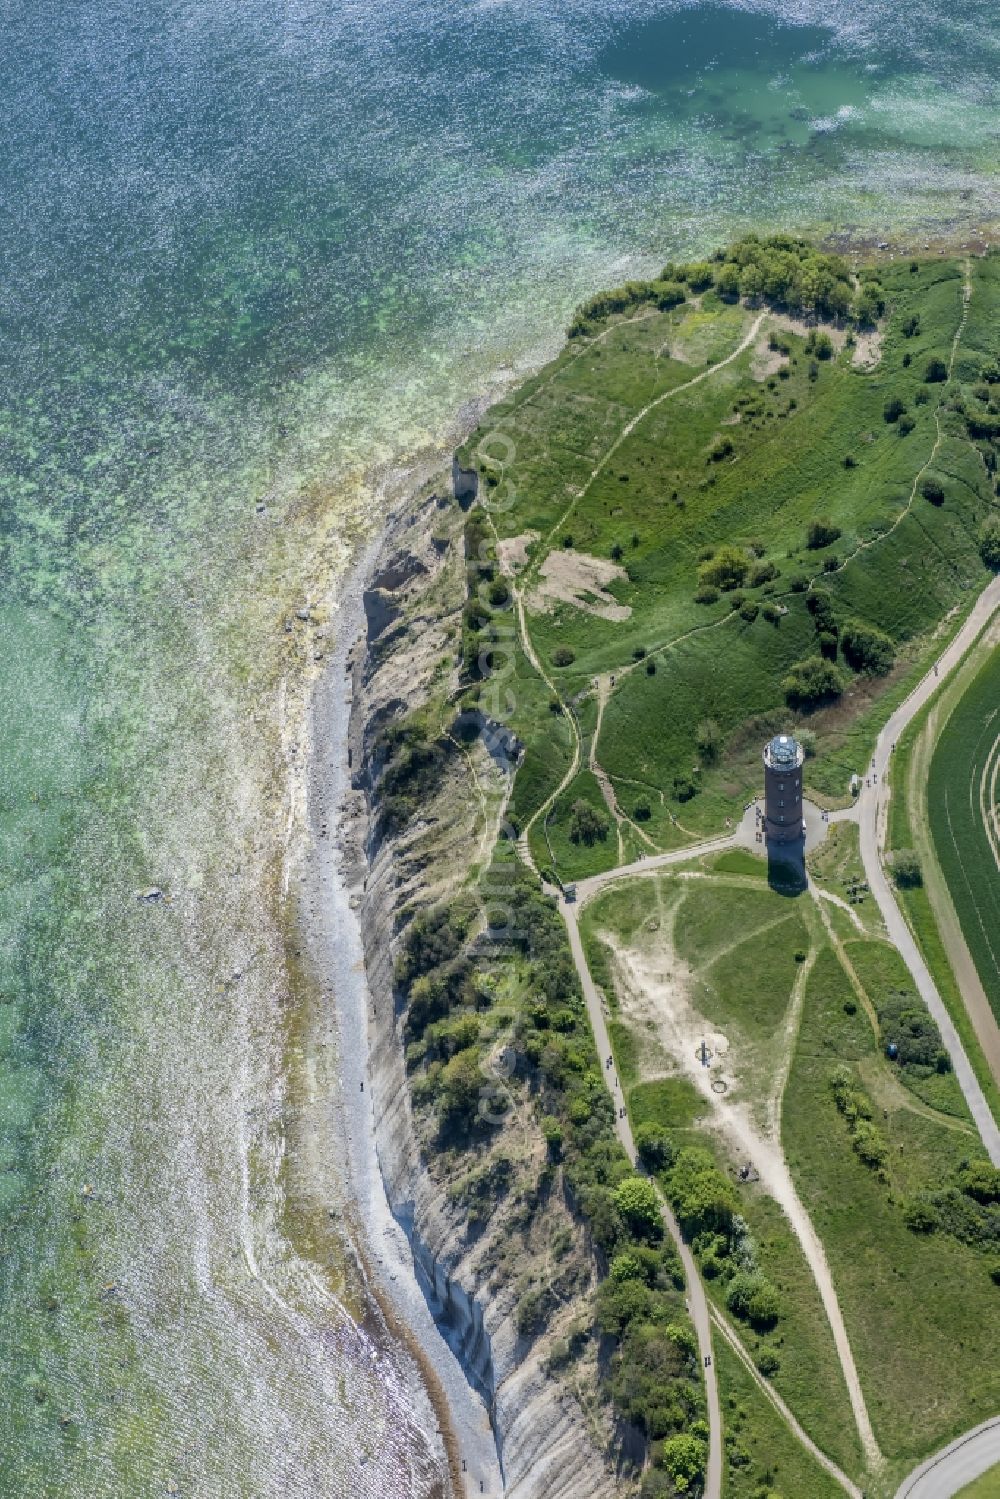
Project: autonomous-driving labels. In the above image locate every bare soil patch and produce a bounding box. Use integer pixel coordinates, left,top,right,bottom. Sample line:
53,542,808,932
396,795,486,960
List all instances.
528,548,632,623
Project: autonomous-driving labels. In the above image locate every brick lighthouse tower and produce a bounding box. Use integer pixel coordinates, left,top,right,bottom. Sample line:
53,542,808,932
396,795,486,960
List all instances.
763,734,804,845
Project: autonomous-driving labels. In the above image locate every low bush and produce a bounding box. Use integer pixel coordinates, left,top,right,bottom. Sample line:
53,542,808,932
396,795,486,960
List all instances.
807,518,842,550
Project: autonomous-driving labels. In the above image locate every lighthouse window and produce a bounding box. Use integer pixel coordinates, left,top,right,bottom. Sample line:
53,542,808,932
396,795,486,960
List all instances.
779,782,785,792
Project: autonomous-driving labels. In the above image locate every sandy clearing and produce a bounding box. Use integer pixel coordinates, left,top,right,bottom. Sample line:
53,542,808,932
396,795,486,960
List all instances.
852,327,883,370
528,548,632,622
497,530,537,577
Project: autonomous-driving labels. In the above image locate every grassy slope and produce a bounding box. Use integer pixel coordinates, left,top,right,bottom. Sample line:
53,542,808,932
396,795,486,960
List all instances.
460,254,999,871
956,1465,1000,1498
783,945,1000,1461
928,644,1000,1023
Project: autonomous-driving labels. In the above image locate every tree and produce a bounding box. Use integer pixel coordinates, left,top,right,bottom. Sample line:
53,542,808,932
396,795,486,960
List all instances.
840,619,895,676
569,799,610,846
806,518,842,549
438,1048,485,1129
715,261,741,299
978,517,1000,570
921,477,945,505
782,656,847,709
552,645,575,666
659,1433,707,1491
635,1121,675,1172
634,799,651,822
667,1147,736,1236
614,1176,663,1241
924,356,948,383
883,395,907,423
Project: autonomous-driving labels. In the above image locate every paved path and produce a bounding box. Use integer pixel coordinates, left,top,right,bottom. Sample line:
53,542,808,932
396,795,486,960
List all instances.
561,906,723,1499
856,574,1000,1165
894,1418,1000,1498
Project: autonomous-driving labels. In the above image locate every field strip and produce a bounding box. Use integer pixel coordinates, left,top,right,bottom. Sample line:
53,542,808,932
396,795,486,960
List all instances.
979,729,1000,872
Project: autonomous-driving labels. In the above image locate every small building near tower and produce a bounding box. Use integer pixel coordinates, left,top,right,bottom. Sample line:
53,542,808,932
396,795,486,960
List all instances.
763,733,804,845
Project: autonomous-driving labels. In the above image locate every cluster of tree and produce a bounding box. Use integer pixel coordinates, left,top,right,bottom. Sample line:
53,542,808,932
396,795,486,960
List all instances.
569,797,611,846
903,1160,1000,1261
840,619,895,676
567,278,686,337
829,1066,889,1175
706,233,858,321
890,849,923,888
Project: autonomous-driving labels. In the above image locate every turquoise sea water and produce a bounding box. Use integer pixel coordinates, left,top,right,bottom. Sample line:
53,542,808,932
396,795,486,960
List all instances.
1,1,998,1493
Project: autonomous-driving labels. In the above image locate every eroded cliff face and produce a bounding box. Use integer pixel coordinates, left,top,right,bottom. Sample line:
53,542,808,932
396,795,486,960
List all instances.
346,485,621,1499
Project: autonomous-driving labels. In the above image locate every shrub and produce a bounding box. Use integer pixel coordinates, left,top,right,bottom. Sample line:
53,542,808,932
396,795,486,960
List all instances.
698,545,749,591
797,727,817,758
517,1288,548,1338
552,645,576,667
610,541,624,562
749,559,777,587
853,1119,889,1171
569,799,610,846
978,517,1000,570
822,555,839,573
488,578,511,606
898,413,916,434
783,656,847,709
924,356,948,383
709,435,734,462
645,658,656,675
903,1197,941,1233
902,314,920,337
890,849,923,888
921,477,945,505
739,598,759,623
694,584,720,605
884,396,907,423
756,1347,781,1377
634,800,651,822
762,601,782,624
840,619,895,676
807,518,842,550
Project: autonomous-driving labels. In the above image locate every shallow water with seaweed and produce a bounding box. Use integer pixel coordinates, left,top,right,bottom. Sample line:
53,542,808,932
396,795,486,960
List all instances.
0,0,997,1494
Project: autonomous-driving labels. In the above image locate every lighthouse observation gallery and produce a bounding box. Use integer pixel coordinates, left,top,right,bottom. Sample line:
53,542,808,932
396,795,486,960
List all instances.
762,733,804,845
